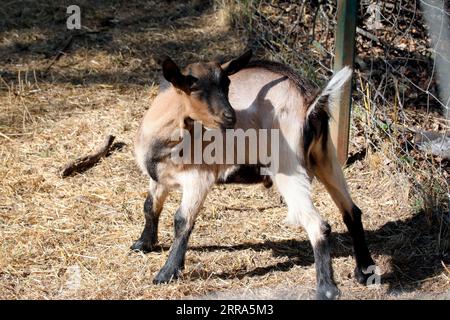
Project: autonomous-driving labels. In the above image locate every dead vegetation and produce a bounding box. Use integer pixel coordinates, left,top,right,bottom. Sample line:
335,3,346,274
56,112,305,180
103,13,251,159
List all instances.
0,0,448,299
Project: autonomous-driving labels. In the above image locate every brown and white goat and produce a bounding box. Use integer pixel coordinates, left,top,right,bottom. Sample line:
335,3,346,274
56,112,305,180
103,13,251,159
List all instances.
132,50,375,299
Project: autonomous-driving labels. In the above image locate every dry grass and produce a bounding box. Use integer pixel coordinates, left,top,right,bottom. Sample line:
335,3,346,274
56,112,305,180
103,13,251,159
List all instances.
0,0,449,299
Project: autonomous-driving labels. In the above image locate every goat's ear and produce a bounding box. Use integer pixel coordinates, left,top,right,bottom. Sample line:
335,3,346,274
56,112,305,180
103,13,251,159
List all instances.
162,57,197,92
221,49,252,75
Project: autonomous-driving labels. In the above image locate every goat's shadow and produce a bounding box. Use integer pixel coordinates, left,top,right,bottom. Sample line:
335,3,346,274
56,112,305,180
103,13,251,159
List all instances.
182,212,448,294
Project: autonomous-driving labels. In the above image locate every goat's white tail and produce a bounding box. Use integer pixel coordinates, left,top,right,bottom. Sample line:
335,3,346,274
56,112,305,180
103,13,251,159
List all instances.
303,67,353,160
306,66,353,118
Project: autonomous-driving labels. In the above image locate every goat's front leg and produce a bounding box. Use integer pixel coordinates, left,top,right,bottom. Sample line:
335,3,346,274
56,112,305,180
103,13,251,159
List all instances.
131,179,168,252
153,171,214,284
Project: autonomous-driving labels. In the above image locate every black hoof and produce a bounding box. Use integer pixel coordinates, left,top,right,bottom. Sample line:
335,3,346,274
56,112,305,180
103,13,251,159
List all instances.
354,265,376,285
153,268,180,284
316,283,340,300
130,239,155,253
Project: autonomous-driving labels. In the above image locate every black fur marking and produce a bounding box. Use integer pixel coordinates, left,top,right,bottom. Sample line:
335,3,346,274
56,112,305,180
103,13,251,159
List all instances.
343,205,375,285
146,159,159,182
161,57,198,93
143,194,153,217
303,106,330,161
217,165,267,184
313,233,339,300
145,139,170,182
158,75,171,93
321,221,332,237
153,209,193,284
220,76,231,95
130,193,159,253
174,209,187,238
191,76,233,124
223,49,253,75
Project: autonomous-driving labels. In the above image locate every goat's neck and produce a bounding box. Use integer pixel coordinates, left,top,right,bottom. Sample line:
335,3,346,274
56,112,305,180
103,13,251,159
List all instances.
153,88,191,141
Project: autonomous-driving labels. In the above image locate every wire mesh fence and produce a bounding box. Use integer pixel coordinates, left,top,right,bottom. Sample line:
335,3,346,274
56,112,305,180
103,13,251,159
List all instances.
220,0,449,218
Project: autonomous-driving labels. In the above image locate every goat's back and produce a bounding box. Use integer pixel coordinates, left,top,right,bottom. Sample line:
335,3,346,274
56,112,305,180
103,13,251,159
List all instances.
229,61,318,130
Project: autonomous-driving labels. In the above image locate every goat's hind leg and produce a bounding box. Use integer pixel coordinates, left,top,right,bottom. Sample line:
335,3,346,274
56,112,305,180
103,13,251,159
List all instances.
131,179,168,252
312,142,375,284
274,172,339,300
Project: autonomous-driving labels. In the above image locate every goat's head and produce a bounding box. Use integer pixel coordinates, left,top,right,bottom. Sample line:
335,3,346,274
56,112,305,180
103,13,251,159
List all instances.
161,50,252,130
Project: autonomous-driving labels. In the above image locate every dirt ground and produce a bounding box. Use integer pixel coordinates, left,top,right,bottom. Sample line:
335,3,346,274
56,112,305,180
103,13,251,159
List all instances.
0,0,449,299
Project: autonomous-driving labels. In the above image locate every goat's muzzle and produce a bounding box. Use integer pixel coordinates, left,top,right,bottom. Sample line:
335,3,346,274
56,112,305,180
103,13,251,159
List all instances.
221,109,236,129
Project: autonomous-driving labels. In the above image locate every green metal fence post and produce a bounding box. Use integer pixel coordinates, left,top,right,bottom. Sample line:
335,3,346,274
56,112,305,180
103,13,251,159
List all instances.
331,0,357,165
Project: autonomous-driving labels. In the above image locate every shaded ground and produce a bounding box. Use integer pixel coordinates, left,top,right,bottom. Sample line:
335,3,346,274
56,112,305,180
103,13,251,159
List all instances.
0,0,448,299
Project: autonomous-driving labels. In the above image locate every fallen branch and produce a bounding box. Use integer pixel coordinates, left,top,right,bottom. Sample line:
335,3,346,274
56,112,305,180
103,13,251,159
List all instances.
60,135,116,178
44,35,74,74
45,28,101,74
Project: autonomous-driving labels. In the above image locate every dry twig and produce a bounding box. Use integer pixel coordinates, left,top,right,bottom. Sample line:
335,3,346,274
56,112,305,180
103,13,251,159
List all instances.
60,135,116,178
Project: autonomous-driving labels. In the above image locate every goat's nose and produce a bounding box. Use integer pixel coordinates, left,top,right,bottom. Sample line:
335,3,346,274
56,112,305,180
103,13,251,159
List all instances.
222,110,236,129
223,113,236,127
224,112,234,120
223,110,236,121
